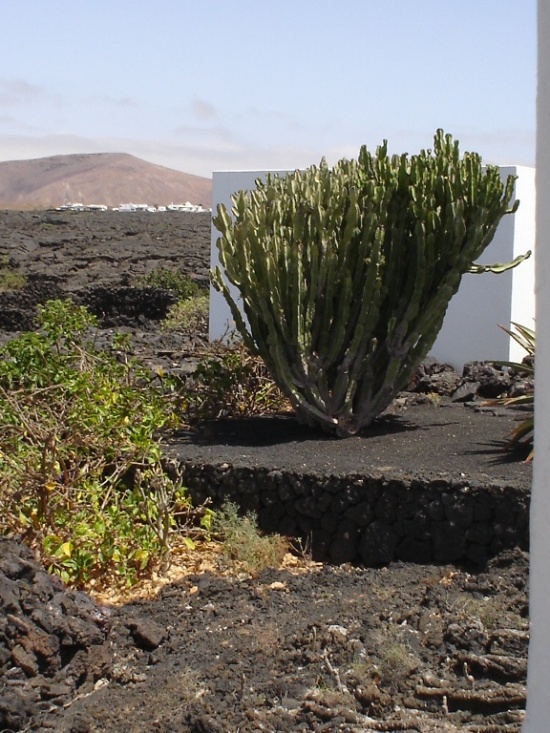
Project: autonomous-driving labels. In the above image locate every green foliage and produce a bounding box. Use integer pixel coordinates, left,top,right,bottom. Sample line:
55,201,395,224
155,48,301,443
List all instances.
212,502,288,575
170,341,290,424
135,268,210,334
500,322,535,364
0,299,206,587
212,130,523,436
162,292,209,332
0,255,26,291
488,322,534,461
135,268,201,301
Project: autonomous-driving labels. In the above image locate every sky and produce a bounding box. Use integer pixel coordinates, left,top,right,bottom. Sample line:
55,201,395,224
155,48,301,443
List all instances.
0,0,536,179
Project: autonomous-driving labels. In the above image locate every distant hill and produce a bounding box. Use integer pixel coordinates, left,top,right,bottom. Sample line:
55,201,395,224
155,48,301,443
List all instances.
0,152,212,210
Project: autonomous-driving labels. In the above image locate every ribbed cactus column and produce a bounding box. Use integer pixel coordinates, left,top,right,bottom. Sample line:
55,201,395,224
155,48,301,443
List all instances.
212,130,524,436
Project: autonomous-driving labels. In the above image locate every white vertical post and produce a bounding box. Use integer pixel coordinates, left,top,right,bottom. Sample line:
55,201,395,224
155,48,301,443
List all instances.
523,2,550,730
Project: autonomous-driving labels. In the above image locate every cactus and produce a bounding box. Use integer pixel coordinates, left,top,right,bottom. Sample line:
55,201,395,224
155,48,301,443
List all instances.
211,130,525,436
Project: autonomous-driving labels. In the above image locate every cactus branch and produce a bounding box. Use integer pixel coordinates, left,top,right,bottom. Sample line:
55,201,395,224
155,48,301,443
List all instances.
212,130,521,436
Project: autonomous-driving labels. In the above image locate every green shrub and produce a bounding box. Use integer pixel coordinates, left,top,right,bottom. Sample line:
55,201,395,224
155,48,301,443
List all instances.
170,341,290,424
135,268,201,301
0,299,208,587
212,502,288,575
135,268,210,334
212,130,527,436
162,292,209,332
0,255,26,291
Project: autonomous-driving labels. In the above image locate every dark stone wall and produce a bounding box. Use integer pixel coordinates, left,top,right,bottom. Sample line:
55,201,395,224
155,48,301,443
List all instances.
0,277,177,331
174,461,529,568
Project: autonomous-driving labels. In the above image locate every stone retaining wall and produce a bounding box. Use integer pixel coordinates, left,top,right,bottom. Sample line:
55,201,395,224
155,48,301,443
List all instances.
175,461,529,567
0,277,177,331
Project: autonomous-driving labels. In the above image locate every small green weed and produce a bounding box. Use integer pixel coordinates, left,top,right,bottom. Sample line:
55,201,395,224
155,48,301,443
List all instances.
454,594,523,631
348,628,419,690
212,502,288,575
378,641,418,679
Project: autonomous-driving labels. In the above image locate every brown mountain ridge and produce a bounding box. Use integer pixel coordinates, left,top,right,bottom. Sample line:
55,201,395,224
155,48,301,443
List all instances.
0,152,212,210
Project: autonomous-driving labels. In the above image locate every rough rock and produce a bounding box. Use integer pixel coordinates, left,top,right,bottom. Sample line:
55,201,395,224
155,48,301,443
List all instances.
0,540,113,730
460,360,515,398
127,617,167,651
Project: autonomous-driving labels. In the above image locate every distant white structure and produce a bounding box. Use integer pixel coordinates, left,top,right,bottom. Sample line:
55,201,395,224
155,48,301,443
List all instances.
209,167,535,370
116,203,149,212
57,202,109,212
167,201,206,212
56,201,210,213
56,202,86,211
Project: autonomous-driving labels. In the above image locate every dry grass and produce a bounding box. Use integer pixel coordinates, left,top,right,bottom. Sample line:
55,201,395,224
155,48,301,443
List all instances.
212,502,289,575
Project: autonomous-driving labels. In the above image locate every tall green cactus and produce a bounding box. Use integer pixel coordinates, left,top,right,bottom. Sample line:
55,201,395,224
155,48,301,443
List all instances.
211,130,525,436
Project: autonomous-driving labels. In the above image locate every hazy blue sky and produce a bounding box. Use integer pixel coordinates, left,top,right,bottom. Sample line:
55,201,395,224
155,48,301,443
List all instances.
0,1,536,178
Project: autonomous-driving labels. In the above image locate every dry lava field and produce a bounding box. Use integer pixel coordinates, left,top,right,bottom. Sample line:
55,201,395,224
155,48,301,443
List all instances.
0,210,530,733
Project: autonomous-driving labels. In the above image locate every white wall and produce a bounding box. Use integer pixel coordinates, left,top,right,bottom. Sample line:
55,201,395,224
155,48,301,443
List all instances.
210,166,535,370
430,165,535,367
209,170,290,341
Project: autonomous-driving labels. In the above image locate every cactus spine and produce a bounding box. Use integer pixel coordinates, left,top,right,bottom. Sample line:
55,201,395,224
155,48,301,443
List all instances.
212,130,523,436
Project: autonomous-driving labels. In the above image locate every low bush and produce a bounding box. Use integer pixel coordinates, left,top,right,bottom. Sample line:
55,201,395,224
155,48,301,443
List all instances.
134,268,202,301
0,255,26,291
170,341,291,424
135,267,209,335
162,292,209,332
0,299,210,588
212,502,288,575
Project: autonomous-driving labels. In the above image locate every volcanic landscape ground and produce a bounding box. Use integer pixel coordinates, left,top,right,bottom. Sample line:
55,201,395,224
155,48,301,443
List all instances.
0,209,530,733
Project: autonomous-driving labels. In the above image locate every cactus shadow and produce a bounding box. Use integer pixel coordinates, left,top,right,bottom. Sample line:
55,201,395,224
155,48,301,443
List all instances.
189,414,419,448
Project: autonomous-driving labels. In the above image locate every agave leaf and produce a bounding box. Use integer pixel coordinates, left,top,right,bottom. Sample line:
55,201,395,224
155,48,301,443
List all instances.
500,394,534,407
502,321,536,355
492,359,534,376
484,321,535,462
491,322,535,375
505,416,534,463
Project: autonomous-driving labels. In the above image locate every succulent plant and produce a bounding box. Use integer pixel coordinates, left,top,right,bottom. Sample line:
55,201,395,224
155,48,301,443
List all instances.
488,322,535,462
212,130,528,436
